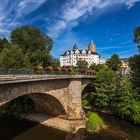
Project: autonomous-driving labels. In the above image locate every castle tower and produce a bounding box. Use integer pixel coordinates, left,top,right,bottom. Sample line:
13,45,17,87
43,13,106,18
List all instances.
88,40,96,52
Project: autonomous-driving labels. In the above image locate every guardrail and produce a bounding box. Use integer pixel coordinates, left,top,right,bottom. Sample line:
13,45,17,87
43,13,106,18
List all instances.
0,68,96,81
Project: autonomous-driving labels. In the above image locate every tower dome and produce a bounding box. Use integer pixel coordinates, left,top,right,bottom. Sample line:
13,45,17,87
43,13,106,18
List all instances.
88,40,96,52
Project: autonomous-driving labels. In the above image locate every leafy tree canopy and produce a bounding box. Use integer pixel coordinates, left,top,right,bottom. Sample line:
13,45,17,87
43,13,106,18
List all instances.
0,45,24,68
106,54,121,71
0,38,11,53
129,55,140,72
93,67,116,107
133,26,140,44
10,25,53,53
129,55,140,96
89,64,106,72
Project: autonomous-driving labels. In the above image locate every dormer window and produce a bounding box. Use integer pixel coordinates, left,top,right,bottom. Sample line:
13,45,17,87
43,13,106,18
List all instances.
88,50,91,54
82,50,86,54
66,51,69,55
75,50,79,54
70,50,74,54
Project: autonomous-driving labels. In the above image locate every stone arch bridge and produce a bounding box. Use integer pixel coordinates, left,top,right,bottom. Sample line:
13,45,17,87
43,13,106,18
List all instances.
0,75,95,131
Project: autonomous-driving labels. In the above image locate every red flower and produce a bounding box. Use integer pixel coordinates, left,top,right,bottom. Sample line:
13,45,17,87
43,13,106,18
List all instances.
44,66,51,71
61,67,67,71
54,66,59,71
32,65,38,70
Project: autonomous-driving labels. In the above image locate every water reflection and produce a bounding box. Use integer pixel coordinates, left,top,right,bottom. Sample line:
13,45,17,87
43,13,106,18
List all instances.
0,113,140,140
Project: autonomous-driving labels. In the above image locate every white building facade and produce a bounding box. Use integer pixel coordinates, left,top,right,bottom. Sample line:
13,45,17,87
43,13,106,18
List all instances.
60,41,106,67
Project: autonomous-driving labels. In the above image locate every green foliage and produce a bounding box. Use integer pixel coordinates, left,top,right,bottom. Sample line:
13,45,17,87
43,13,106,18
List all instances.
106,54,121,71
116,76,134,101
52,58,60,67
130,101,140,124
0,25,60,68
82,93,94,109
114,101,140,124
11,25,53,53
37,65,43,74
0,38,11,53
0,96,35,118
113,76,140,124
89,64,105,72
133,26,140,44
10,25,54,66
129,55,140,97
129,55,140,72
86,112,105,134
0,45,24,68
30,50,52,66
77,60,88,69
93,67,116,108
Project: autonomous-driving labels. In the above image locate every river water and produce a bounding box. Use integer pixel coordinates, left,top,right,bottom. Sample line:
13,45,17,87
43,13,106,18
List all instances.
0,113,140,140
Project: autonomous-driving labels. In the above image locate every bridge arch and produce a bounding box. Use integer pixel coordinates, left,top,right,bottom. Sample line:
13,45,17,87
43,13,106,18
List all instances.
0,92,67,118
28,93,67,117
82,83,96,94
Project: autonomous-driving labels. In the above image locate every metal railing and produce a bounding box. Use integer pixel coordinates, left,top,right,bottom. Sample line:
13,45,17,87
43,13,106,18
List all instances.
0,68,96,80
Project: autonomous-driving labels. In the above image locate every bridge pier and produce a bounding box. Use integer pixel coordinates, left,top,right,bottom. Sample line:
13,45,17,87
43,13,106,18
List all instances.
28,79,86,121
67,79,85,120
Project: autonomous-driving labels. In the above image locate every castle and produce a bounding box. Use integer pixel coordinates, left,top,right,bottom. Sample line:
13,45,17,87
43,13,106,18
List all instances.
60,41,106,67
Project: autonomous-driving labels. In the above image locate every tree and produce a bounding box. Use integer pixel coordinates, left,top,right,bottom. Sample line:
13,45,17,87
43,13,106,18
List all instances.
113,76,140,124
133,26,140,53
11,25,53,53
129,55,140,98
93,67,116,108
106,54,121,71
77,60,88,69
0,45,24,68
89,64,105,72
51,58,60,67
0,38,11,53
10,25,53,66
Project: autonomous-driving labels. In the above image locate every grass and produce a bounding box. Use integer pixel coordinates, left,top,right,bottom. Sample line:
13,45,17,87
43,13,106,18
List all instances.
86,112,105,134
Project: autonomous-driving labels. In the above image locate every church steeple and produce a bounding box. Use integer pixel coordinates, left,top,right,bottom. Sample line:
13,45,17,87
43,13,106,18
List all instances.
88,40,96,52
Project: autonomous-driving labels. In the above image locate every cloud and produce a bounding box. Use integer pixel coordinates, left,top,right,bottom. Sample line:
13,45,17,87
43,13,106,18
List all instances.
125,0,140,8
16,0,47,17
0,0,140,38
48,0,140,38
0,0,47,38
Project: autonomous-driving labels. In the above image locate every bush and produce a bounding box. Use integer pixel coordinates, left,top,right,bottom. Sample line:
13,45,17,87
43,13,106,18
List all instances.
86,112,105,134
114,101,140,124
130,101,140,124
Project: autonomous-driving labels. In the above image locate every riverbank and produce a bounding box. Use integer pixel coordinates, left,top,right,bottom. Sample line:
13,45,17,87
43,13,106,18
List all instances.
1,112,140,140
25,113,86,132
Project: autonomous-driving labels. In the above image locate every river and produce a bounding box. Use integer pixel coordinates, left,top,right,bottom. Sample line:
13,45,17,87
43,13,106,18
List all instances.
0,113,140,140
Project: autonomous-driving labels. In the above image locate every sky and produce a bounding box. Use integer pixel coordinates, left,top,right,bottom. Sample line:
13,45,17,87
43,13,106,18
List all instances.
0,0,140,59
